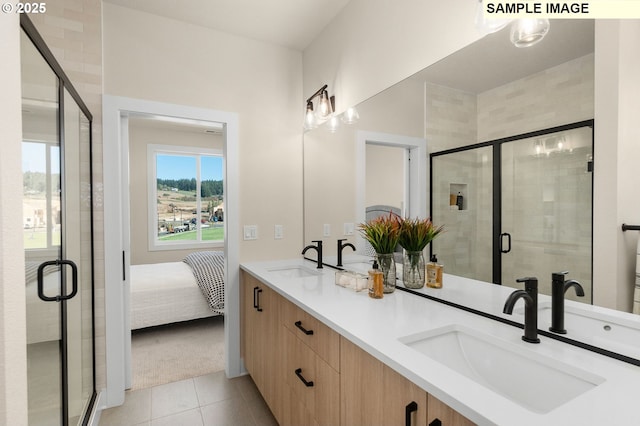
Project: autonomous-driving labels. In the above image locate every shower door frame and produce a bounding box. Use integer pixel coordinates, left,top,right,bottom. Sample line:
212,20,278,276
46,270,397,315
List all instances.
21,14,96,425
429,120,594,297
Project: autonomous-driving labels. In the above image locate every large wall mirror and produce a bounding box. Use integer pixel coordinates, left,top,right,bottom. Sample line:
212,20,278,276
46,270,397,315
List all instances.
303,20,640,363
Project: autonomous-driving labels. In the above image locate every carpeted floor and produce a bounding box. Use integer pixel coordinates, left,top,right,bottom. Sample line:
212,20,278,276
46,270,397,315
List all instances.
131,315,225,390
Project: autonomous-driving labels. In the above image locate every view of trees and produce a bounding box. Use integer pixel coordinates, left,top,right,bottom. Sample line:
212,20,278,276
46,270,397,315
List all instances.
23,171,60,193
157,178,223,198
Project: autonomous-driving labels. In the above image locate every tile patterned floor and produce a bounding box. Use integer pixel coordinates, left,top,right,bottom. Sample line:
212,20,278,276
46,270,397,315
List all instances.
99,371,278,426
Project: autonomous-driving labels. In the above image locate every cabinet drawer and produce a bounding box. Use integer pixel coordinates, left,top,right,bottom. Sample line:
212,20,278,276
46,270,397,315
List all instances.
284,328,339,426
282,297,340,371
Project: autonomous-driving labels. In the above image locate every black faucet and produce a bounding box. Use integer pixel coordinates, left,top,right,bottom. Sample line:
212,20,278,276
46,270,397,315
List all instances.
503,277,540,343
302,240,323,269
336,239,356,267
549,271,585,334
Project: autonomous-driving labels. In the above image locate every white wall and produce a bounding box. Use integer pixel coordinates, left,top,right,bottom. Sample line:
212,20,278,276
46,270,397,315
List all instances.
303,0,480,116
0,13,28,426
103,3,304,262
593,20,640,311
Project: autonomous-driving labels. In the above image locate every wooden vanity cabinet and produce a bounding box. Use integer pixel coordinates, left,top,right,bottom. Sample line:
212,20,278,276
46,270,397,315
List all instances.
240,272,284,418
281,297,340,426
340,336,427,426
340,337,475,426
241,270,475,426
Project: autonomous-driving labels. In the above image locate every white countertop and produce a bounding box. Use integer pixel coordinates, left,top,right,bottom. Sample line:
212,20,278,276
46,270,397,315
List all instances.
240,258,640,426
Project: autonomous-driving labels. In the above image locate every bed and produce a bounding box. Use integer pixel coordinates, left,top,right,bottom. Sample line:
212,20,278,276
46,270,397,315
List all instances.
130,251,225,330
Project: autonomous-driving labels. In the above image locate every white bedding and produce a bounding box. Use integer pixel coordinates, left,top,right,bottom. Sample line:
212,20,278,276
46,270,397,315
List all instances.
130,261,218,329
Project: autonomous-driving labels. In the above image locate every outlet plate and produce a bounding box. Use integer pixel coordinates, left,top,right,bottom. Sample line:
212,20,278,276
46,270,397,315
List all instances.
274,225,283,239
323,224,331,237
243,225,258,240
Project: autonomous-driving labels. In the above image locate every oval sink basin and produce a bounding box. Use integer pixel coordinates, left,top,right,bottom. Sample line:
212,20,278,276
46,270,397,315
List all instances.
267,266,323,279
399,325,604,414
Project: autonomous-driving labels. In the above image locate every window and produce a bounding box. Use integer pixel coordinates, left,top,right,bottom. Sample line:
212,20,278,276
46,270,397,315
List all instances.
23,141,61,250
148,144,224,250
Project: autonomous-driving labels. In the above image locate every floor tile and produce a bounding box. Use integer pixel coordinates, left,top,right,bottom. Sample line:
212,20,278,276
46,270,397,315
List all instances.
150,408,203,426
194,371,241,406
231,374,263,404
200,398,257,426
100,388,152,426
151,379,199,419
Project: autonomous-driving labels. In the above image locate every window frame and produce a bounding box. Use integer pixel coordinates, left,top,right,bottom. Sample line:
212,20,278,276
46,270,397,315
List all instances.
147,143,224,251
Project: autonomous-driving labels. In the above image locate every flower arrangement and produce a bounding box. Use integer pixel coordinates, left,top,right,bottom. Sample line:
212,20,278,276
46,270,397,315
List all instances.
397,217,444,252
358,211,401,254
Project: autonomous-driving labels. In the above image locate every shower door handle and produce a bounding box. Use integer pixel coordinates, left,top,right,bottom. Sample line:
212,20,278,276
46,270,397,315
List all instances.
37,259,78,302
500,233,512,254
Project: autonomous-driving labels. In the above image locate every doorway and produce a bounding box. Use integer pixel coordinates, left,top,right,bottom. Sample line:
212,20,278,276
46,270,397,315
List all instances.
355,131,427,252
102,96,239,408
430,120,594,301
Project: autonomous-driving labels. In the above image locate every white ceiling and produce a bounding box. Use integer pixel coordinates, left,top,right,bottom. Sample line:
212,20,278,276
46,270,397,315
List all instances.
413,19,595,93
103,0,352,51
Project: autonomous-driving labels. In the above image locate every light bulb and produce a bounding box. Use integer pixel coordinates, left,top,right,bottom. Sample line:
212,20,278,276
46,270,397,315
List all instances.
510,19,550,48
316,90,332,119
304,101,317,130
327,115,340,133
341,106,359,124
475,0,511,34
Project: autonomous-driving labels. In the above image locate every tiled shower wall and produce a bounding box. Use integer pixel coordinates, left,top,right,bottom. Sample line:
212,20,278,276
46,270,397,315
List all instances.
428,54,594,294
477,54,594,141
29,1,105,389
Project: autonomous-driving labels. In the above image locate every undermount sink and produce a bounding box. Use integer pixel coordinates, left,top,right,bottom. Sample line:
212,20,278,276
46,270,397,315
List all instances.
267,265,323,279
399,325,604,414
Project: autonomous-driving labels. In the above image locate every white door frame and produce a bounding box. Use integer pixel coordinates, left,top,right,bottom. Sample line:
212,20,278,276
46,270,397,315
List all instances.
355,130,427,250
102,95,240,408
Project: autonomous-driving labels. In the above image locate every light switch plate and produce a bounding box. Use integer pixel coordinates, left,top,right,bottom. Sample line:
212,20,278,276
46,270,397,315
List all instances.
274,225,283,239
323,223,331,237
344,222,355,235
243,225,258,240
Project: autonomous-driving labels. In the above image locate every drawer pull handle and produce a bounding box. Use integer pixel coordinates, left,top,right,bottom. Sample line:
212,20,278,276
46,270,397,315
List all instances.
405,401,418,426
253,286,259,309
294,368,314,387
294,321,314,335
428,419,442,426
256,288,263,312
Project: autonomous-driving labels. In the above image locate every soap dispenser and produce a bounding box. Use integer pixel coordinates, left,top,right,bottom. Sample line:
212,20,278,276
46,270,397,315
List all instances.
368,260,384,299
426,254,443,288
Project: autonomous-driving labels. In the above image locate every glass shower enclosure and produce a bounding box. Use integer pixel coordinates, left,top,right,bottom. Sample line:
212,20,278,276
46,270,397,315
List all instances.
21,16,96,425
431,121,593,301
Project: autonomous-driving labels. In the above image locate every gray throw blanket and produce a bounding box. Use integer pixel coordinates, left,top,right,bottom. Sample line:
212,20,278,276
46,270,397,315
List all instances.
183,251,225,315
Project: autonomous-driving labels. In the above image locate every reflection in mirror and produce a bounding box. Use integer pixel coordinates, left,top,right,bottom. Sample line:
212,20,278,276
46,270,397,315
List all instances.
431,123,593,302
301,20,640,362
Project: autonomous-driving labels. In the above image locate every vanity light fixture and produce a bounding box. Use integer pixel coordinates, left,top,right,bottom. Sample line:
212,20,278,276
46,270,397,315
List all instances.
510,18,550,48
304,84,335,130
475,0,511,34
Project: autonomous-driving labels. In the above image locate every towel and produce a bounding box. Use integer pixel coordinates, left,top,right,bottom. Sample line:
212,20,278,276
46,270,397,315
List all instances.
633,238,640,314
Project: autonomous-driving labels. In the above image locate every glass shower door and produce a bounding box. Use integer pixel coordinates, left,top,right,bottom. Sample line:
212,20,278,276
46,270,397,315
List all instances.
500,126,593,301
22,23,95,426
431,145,494,282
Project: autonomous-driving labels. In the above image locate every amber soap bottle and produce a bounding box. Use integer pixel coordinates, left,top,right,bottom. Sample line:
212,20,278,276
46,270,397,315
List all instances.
426,254,443,288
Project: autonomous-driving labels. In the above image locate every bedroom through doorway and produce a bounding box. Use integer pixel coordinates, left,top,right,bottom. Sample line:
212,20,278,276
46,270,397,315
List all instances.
126,114,228,390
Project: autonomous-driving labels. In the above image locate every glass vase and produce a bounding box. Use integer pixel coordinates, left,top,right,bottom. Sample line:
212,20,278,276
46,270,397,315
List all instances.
403,251,425,289
376,253,397,293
